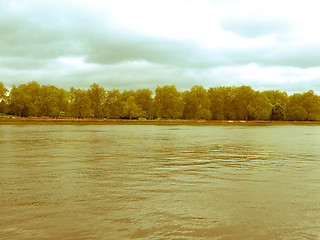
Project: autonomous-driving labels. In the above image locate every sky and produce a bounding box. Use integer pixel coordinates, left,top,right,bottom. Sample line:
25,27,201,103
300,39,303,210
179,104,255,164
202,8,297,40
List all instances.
1,0,320,93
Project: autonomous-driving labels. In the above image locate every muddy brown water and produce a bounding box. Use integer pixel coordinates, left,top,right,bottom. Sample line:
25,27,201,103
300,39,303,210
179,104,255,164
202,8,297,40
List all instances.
1,125,320,239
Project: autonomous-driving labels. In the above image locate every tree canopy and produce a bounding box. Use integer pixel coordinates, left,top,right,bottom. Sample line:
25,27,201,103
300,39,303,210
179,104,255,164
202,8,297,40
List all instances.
1,81,320,121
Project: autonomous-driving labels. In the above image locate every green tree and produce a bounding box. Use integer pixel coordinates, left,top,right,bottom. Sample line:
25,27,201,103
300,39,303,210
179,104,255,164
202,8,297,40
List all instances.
154,85,183,119
26,81,41,116
182,85,211,119
247,91,272,120
40,85,69,117
0,82,8,114
263,90,288,107
232,86,256,120
288,91,320,121
270,103,287,120
287,106,308,121
208,86,235,120
8,81,41,117
121,90,135,102
135,88,153,118
56,88,70,117
0,100,8,114
122,96,144,119
0,82,8,100
39,85,62,117
88,83,106,118
301,90,320,120
69,87,92,118
8,85,24,116
103,89,123,119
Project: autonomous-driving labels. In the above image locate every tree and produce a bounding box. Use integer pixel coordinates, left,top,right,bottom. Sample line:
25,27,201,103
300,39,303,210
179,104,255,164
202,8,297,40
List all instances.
232,86,256,120
287,106,308,121
0,82,8,114
8,85,24,116
135,88,153,119
288,91,320,121
263,90,288,107
38,85,60,117
208,86,235,120
247,91,272,120
122,96,144,119
37,85,69,117
0,100,8,114
56,88,70,117
121,90,135,102
270,103,287,120
8,81,41,117
182,85,211,119
88,83,106,118
103,89,123,119
25,81,42,116
300,90,320,120
154,85,183,119
0,82,8,100
3,81,320,121
69,87,92,118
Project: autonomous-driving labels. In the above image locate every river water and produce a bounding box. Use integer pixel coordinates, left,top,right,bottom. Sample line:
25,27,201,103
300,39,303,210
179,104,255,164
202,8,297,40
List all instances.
0,124,320,239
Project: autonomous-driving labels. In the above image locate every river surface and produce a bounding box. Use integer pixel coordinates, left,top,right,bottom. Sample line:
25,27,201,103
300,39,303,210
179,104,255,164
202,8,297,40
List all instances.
0,124,320,239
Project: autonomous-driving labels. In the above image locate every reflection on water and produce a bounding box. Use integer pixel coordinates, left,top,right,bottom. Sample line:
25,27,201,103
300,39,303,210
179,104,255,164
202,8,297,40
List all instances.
1,125,320,239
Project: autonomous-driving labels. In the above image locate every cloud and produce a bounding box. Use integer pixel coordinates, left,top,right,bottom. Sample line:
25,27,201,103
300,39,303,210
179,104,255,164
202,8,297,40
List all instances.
220,19,292,38
0,0,220,69
1,0,320,93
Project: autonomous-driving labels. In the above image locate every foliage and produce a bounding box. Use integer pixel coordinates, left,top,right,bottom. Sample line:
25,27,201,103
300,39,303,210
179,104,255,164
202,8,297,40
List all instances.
232,86,256,120
0,100,8,114
154,85,183,119
271,103,287,121
208,86,234,120
263,90,288,107
0,82,8,113
135,88,154,118
287,106,308,121
183,86,211,119
247,91,272,120
88,83,106,118
2,81,320,121
288,91,320,121
122,96,144,119
8,81,41,117
104,89,123,119
69,87,92,118
0,82,8,100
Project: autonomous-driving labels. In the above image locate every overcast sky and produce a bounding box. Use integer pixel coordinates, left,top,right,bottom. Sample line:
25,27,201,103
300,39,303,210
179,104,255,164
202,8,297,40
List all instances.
1,0,320,93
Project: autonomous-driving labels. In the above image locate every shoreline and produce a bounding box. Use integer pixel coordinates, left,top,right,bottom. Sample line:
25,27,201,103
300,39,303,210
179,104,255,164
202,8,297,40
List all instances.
1,117,320,125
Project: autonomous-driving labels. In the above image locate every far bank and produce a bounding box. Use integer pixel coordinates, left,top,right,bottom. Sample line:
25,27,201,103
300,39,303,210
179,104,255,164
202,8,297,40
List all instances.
1,117,320,126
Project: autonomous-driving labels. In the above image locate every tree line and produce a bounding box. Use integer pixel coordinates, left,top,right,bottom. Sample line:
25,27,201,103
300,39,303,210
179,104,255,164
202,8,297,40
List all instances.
0,81,320,121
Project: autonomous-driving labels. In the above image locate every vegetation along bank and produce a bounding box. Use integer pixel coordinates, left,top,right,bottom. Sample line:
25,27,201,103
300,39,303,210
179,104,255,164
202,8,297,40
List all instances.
1,81,320,121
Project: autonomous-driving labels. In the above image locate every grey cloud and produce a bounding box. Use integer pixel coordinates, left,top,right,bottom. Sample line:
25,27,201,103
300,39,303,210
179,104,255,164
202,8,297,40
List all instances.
220,18,292,38
84,33,220,68
0,1,218,69
0,13,78,59
64,62,189,90
0,0,316,72
0,57,50,70
1,0,320,93
261,45,320,68
209,42,320,69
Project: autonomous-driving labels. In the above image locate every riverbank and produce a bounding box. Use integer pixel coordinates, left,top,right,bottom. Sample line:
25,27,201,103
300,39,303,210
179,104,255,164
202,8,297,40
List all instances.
1,117,320,125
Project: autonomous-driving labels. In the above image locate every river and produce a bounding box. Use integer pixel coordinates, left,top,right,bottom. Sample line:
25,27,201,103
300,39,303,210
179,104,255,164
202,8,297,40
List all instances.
1,124,320,239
